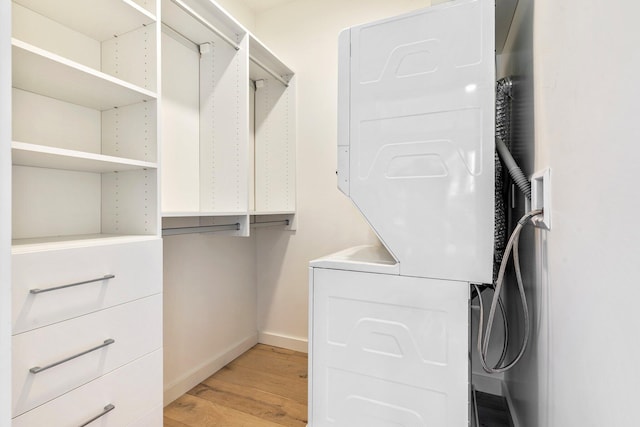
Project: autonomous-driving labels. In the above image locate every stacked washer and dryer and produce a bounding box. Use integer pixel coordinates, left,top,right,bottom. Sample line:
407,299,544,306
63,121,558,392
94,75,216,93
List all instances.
308,0,495,425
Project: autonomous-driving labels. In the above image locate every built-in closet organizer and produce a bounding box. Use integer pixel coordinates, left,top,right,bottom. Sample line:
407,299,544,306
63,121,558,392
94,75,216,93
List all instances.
161,0,296,235
9,0,163,425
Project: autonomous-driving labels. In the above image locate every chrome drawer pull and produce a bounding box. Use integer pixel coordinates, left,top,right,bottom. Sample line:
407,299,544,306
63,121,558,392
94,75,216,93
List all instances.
29,339,115,374
79,404,115,427
29,274,115,295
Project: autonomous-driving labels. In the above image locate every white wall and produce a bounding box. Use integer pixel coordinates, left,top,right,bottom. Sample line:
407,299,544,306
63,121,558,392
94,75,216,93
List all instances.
163,234,258,404
0,1,11,425
213,0,256,32
160,25,258,401
537,1,640,425
252,0,431,351
504,1,640,426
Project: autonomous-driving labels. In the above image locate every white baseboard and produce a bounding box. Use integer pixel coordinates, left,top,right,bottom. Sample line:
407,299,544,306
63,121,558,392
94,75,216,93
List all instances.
258,331,308,353
163,332,258,406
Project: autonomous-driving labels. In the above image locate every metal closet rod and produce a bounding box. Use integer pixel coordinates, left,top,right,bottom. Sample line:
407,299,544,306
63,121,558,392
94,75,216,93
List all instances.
162,223,241,236
251,57,290,87
251,219,290,228
170,0,240,51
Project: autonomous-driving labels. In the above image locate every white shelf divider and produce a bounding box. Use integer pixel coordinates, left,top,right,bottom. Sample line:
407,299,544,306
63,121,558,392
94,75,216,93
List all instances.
13,0,156,41
12,141,157,173
12,39,157,111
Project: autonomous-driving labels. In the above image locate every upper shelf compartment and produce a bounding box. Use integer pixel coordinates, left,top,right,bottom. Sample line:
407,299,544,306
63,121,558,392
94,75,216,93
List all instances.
249,35,296,214
12,0,158,92
12,39,156,110
12,0,156,41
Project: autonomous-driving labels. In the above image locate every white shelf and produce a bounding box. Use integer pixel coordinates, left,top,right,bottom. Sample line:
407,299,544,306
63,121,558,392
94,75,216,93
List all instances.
250,211,295,216
162,0,245,46
12,142,157,173
249,34,293,79
11,234,159,254
13,0,156,41
12,39,157,111
162,211,296,217
162,211,247,218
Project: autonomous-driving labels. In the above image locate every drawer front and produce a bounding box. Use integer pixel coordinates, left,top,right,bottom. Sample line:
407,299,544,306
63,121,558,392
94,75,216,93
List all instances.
128,405,163,427
12,349,163,427
12,295,162,417
12,238,162,333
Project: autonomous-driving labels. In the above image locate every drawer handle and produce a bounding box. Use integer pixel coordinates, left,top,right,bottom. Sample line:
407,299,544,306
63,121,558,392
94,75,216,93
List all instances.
29,274,115,295
79,404,115,427
29,339,116,374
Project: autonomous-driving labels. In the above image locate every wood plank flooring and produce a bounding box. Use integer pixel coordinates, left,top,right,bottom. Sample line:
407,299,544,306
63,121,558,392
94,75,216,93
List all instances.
164,344,308,427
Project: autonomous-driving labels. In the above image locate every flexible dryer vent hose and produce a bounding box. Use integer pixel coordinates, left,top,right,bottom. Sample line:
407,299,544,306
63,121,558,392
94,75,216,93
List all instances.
496,137,531,200
495,77,531,200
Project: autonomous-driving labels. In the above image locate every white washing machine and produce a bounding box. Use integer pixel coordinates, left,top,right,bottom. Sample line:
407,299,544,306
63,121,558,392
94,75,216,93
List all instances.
309,0,495,425
309,247,471,426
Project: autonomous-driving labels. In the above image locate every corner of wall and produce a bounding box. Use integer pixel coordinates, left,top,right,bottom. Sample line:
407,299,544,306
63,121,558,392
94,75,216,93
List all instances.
163,332,258,406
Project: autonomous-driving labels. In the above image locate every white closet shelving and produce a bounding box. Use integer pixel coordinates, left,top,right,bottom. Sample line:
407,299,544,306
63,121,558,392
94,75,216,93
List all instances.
9,0,163,425
250,35,296,219
11,0,160,249
161,0,296,236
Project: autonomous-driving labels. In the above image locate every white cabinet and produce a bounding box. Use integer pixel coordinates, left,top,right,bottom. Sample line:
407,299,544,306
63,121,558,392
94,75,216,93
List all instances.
8,0,163,424
12,295,162,416
161,0,296,236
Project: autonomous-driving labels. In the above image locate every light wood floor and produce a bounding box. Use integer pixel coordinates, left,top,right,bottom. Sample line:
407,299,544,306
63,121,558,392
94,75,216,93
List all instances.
164,344,308,427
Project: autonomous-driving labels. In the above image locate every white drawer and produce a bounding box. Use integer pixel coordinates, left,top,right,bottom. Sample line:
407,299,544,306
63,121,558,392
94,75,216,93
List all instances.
128,405,163,427
12,295,162,417
12,349,163,427
12,238,162,333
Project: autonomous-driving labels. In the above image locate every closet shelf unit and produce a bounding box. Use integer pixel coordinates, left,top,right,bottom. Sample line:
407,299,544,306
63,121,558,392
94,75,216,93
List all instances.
250,34,296,231
9,0,163,424
11,0,160,250
161,0,296,237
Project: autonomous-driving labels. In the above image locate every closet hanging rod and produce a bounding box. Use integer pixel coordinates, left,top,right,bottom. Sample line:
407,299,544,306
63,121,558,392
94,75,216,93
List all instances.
162,223,241,236
251,219,290,228
250,57,290,87
161,23,199,51
170,0,240,51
